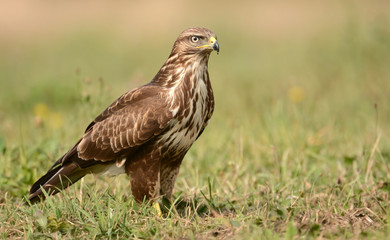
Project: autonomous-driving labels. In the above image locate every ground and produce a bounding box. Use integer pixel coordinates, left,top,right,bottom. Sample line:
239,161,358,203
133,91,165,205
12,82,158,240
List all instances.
0,1,390,239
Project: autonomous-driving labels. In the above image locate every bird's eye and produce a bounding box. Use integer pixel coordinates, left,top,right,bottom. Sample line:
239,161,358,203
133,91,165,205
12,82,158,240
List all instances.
191,36,199,43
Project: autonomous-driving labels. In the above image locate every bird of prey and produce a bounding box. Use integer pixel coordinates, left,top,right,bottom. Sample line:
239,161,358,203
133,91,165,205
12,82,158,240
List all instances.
28,27,219,205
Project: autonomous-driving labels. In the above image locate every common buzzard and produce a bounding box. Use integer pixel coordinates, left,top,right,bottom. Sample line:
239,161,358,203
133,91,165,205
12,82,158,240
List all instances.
28,27,219,205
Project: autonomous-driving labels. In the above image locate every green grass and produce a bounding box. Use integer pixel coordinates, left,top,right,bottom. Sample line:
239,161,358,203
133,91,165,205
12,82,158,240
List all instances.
1,14,390,239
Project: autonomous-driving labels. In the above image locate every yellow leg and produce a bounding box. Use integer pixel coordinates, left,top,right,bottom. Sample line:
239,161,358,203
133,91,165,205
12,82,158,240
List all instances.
153,201,162,216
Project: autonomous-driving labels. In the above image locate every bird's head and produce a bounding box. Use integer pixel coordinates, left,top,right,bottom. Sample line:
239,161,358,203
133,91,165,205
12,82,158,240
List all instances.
171,27,219,57
152,27,219,85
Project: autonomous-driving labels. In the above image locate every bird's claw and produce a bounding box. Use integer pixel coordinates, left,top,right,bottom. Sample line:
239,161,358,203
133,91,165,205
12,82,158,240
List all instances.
153,201,163,217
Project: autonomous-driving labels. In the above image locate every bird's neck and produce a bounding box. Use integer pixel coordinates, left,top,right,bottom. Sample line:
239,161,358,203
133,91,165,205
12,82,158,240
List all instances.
151,53,210,88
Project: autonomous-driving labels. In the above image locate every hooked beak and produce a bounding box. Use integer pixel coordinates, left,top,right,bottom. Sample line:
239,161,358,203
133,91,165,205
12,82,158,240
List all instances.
210,36,220,54
196,36,220,54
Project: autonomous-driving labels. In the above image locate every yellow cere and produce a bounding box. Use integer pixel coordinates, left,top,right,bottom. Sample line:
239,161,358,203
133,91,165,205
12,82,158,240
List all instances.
196,36,217,49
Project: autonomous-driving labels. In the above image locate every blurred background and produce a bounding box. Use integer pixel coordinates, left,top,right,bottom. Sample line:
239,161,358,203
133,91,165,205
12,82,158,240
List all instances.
0,0,389,154
1,2,390,236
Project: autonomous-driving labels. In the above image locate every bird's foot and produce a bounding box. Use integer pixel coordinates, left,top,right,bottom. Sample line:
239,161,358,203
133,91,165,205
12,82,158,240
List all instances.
153,201,163,217
151,197,180,217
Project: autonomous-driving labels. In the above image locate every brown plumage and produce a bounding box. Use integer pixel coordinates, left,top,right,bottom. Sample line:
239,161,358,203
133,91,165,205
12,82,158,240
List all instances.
28,27,219,204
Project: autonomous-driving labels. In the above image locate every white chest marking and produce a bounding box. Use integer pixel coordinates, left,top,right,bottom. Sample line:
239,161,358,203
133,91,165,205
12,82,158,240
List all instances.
164,73,209,153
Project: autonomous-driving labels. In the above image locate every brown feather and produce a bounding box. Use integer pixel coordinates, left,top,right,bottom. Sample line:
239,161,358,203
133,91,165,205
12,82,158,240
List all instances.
77,86,174,161
28,27,218,204
29,162,84,203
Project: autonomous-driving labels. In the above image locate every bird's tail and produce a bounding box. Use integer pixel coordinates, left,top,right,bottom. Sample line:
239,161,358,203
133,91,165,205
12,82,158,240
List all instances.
28,160,87,204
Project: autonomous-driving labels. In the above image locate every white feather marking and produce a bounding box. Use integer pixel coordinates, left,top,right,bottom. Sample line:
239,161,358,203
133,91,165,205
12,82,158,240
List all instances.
101,158,126,176
109,138,115,151
116,158,126,167
171,106,179,117
119,134,124,148
175,67,184,75
126,129,130,146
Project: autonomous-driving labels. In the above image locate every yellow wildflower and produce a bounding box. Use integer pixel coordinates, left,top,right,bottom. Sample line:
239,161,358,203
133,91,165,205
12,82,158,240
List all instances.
33,102,63,128
288,86,305,103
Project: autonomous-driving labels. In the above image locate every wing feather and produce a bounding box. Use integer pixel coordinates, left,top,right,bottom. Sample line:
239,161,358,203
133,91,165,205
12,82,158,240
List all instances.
76,85,174,161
